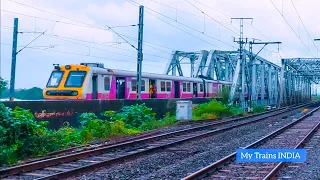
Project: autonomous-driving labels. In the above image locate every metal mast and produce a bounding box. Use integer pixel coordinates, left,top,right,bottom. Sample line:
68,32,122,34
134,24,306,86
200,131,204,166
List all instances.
136,6,144,99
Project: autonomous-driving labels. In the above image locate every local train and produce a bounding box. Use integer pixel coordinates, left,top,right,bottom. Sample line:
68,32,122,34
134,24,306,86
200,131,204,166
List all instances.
43,62,233,100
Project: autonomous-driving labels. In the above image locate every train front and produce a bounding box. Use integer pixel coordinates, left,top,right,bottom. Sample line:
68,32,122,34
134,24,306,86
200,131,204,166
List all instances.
43,64,90,100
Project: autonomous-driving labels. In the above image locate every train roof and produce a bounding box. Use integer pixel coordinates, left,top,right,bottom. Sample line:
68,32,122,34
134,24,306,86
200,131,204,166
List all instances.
91,66,232,84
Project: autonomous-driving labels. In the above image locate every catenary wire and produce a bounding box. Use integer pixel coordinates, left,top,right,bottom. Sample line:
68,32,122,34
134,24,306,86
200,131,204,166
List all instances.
269,0,315,57
0,42,164,67
126,0,230,50
128,0,235,48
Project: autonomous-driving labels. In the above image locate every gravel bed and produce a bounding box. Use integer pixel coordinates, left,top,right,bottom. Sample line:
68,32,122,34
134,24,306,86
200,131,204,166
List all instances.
67,106,314,180
206,109,320,179
0,107,302,171
277,129,320,180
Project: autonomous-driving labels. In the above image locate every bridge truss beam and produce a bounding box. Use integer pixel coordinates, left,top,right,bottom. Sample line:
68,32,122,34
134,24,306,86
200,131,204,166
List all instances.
279,58,317,106
163,50,281,110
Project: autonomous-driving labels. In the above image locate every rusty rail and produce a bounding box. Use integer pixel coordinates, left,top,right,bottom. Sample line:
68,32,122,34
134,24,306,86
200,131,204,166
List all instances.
182,104,320,180
0,102,315,179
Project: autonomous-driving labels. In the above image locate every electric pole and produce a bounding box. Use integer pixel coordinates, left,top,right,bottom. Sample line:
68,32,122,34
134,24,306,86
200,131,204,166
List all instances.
136,5,144,99
9,18,46,101
9,18,19,101
231,18,253,110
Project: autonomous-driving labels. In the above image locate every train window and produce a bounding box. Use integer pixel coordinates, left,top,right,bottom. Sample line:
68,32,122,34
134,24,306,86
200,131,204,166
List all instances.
64,71,87,88
161,81,166,91
183,83,187,92
166,82,171,91
141,80,145,91
104,77,110,91
187,83,191,92
131,79,137,91
46,71,64,87
200,83,204,92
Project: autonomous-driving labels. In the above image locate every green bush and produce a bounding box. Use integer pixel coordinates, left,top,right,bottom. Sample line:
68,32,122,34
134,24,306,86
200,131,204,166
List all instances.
117,103,157,128
193,100,230,118
0,101,245,166
140,112,176,131
0,104,54,165
252,105,265,114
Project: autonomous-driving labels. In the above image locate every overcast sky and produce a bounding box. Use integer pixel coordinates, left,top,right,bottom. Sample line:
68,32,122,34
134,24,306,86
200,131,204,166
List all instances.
1,0,319,89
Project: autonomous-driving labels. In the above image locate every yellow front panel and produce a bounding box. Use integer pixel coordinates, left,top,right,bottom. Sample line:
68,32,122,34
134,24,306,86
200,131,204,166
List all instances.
44,64,90,99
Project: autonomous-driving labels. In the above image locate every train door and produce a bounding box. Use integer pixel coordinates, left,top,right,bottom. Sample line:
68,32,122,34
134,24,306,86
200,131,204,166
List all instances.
92,75,98,100
149,79,157,98
174,81,180,98
116,77,125,99
193,83,198,98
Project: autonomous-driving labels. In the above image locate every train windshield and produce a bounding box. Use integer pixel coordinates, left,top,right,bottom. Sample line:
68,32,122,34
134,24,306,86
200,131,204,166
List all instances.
46,71,64,87
64,71,87,88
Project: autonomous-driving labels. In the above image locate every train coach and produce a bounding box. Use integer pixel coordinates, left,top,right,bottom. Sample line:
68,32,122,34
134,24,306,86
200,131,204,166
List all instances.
43,63,232,100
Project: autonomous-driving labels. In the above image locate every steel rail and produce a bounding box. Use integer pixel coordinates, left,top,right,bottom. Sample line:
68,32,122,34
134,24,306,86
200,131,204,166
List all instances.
0,102,315,179
182,104,320,180
9,102,294,166
24,102,312,159
263,121,320,180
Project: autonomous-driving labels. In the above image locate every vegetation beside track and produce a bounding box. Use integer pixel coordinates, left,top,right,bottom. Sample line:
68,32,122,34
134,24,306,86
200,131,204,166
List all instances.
0,98,261,166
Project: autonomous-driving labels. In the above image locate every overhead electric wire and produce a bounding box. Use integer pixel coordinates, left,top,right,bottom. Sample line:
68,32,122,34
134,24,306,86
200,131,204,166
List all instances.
184,0,239,36
128,0,237,48
0,42,164,68
127,0,230,50
182,0,283,58
269,0,315,57
1,25,171,59
118,34,175,53
129,0,234,48
189,0,231,17
4,0,138,51
145,0,238,32
119,33,175,50
290,0,319,53
2,10,174,54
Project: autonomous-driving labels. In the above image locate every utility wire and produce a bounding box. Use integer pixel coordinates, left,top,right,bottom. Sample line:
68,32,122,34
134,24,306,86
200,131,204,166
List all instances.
45,34,167,61
1,42,164,67
1,7,178,54
189,0,231,17
119,34,175,53
2,25,171,58
2,10,175,53
127,0,228,50
290,0,319,53
128,0,234,48
4,0,138,50
119,33,175,50
269,0,315,57
179,0,283,57
146,0,238,32
2,10,138,31
184,0,239,36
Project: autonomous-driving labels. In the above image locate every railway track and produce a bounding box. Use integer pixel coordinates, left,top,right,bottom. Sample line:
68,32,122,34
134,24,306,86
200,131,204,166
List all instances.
0,102,315,180
8,103,307,163
275,125,320,179
182,104,320,180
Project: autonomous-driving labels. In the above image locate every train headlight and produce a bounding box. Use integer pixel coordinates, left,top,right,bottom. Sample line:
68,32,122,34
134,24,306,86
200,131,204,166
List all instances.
71,91,78,96
65,65,71,70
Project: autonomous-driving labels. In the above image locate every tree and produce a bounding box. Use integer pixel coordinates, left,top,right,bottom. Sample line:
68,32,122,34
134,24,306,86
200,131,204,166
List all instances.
0,77,7,97
14,87,44,100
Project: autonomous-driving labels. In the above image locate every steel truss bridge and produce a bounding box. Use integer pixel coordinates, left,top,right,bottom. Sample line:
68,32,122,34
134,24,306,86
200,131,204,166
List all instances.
163,50,316,110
